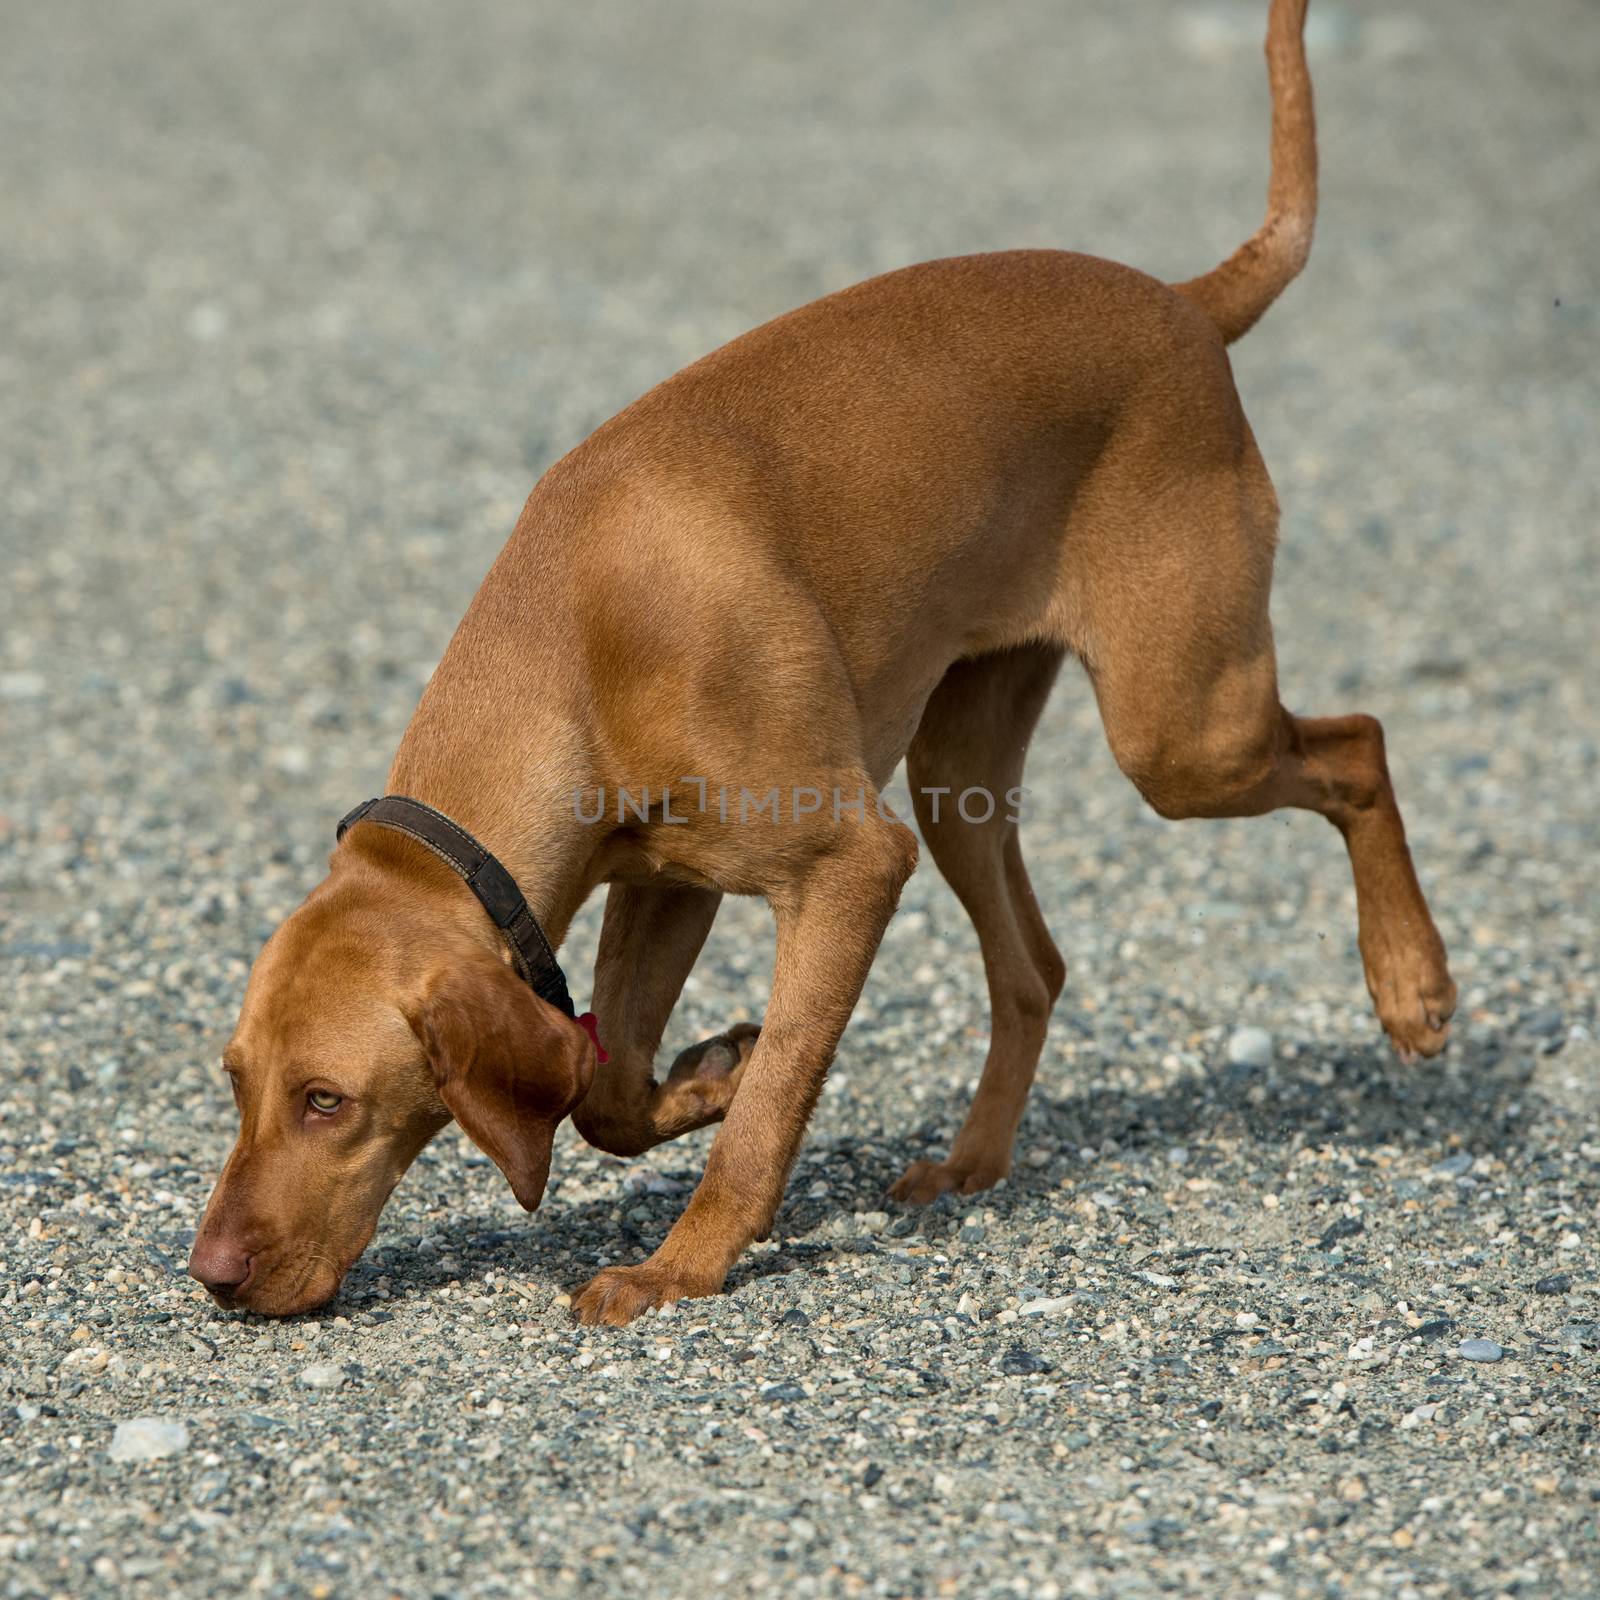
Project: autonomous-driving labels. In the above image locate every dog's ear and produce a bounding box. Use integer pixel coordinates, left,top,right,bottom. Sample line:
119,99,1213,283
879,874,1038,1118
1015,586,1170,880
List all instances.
409,956,595,1211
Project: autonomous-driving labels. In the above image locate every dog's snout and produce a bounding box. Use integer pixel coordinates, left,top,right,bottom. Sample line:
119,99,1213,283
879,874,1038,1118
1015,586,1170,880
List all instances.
187,1232,253,1299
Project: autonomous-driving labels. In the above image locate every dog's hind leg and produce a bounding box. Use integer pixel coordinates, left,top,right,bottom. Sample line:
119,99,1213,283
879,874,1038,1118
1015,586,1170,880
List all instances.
890,643,1067,1204
1083,475,1455,1060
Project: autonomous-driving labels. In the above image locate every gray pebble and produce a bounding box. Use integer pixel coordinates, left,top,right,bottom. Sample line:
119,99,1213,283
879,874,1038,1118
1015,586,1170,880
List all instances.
107,1419,189,1463
1018,1295,1072,1317
1522,1007,1564,1037
1225,1027,1274,1068
297,1362,347,1391
999,1346,1053,1376
191,1471,229,1505
1457,1339,1504,1363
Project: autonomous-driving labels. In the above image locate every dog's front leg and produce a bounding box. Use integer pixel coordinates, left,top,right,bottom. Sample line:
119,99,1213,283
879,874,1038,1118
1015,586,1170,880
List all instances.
571,815,918,1325
572,881,762,1156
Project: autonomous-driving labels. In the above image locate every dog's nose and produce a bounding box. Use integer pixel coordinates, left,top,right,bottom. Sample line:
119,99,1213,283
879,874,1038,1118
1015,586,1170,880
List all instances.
187,1234,253,1299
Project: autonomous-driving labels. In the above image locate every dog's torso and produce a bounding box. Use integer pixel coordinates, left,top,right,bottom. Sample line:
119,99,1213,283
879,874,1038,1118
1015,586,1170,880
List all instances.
397,249,1262,864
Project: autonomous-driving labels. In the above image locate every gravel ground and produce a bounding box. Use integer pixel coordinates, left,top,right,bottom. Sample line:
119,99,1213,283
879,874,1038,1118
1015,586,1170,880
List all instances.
3,1,1597,1596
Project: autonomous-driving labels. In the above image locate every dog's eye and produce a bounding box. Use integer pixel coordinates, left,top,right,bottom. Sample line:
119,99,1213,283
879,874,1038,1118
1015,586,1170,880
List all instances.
307,1091,343,1114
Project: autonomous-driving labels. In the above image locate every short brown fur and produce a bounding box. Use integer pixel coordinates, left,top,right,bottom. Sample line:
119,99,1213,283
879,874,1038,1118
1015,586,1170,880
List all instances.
191,0,1454,1325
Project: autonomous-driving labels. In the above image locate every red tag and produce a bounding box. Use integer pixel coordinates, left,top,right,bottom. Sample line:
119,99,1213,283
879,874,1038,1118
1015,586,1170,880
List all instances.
575,1011,608,1064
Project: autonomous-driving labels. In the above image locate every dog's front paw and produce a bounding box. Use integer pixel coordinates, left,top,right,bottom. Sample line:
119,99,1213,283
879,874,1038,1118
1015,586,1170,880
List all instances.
889,1155,1008,1206
570,1258,724,1327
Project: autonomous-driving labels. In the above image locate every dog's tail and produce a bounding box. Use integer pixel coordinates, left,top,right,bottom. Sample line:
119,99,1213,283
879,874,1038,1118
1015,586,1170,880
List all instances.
1172,0,1318,345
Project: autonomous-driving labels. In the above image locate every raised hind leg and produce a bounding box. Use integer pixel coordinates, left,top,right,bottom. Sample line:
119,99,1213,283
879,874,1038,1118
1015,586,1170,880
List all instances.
1085,480,1455,1059
890,644,1067,1204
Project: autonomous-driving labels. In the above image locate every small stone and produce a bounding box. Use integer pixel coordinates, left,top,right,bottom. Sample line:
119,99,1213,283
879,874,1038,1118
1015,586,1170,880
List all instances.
1433,1152,1473,1178
760,1381,807,1403
1225,1027,1273,1069
191,1471,229,1505
297,1362,347,1390
1533,1274,1573,1295
959,1213,987,1243
1318,1215,1364,1251
108,1418,190,1462
0,672,49,704
1458,1338,1503,1363
999,1346,1052,1376
1018,1296,1072,1318
856,1211,890,1232
622,1170,688,1197
0,671,47,701
186,302,229,341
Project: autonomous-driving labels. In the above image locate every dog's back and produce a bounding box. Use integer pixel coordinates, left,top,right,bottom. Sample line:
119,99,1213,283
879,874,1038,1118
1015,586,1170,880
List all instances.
538,0,1316,671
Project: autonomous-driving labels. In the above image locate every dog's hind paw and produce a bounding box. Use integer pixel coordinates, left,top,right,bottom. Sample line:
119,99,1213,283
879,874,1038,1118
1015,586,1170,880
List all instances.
1365,936,1457,1062
889,1155,1008,1206
665,1022,761,1083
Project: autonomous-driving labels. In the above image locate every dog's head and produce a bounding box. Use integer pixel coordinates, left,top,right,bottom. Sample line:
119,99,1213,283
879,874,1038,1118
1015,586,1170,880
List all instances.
188,856,593,1315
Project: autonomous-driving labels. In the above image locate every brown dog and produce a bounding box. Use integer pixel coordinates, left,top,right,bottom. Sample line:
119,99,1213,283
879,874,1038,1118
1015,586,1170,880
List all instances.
190,0,1455,1325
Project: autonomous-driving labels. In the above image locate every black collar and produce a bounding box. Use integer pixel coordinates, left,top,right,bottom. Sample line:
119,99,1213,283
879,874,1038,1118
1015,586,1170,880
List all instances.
336,795,575,1018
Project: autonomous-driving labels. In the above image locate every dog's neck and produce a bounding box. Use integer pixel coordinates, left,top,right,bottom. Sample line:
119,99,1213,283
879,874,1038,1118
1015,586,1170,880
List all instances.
384,691,598,954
